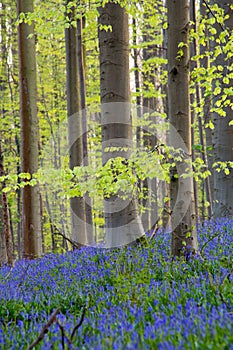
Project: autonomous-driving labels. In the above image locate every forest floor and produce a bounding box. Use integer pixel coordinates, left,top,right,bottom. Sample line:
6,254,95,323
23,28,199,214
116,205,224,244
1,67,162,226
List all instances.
0,218,232,349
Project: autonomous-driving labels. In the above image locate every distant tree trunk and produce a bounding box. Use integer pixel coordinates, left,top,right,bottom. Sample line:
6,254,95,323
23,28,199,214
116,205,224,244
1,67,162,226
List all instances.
212,1,233,218
3,0,22,258
191,0,212,220
200,2,214,212
77,10,93,244
142,30,157,232
0,204,7,266
167,0,198,257
0,2,10,265
98,2,144,247
132,17,143,208
0,141,9,265
190,0,200,222
17,0,42,259
161,4,171,229
65,1,87,246
15,135,22,259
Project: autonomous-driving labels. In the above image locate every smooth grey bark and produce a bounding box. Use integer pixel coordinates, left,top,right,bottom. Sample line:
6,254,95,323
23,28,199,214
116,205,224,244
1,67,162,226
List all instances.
98,3,144,247
212,1,233,217
17,0,42,258
65,2,87,246
167,0,198,257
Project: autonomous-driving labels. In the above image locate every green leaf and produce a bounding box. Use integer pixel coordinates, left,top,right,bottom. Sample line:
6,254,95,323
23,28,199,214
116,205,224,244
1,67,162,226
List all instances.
205,120,214,130
2,187,11,193
192,144,203,151
18,173,31,180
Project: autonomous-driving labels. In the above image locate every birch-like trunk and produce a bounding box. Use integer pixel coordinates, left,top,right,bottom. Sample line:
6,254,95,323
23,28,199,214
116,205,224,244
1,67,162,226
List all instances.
98,3,144,247
17,0,42,258
167,0,198,257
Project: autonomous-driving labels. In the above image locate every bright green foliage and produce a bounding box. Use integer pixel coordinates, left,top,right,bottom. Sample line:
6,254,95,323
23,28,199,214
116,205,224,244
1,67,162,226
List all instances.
0,0,233,254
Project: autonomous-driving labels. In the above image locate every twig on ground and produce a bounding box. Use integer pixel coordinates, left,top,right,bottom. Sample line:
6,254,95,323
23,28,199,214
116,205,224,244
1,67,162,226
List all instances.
56,320,74,349
199,231,224,257
70,306,86,342
27,308,60,350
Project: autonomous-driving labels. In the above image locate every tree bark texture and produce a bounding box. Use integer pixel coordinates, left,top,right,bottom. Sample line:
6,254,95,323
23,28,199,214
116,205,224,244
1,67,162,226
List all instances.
0,141,9,265
17,0,42,258
65,2,87,246
212,1,233,218
98,2,144,247
77,11,93,244
200,2,214,212
167,0,198,257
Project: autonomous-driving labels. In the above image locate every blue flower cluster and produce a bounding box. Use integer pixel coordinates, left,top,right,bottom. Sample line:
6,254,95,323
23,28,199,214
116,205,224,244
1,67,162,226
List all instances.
0,217,232,349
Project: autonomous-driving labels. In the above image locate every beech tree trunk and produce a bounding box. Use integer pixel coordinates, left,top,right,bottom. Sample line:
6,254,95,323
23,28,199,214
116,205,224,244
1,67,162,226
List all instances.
212,1,233,218
65,1,87,246
98,3,144,247
167,0,198,257
17,0,42,258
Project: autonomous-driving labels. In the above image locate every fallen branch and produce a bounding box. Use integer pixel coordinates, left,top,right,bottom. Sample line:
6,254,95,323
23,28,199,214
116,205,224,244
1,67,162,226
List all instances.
52,223,82,249
27,308,60,350
199,231,225,257
56,320,73,349
149,217,160,242
70,306,86,342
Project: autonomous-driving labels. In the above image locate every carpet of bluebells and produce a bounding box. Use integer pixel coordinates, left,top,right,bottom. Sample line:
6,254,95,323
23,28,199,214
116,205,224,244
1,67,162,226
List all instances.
0,218,232,349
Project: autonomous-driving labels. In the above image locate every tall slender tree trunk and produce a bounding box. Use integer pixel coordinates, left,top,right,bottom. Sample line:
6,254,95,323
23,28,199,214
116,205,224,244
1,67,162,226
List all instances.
0,2,10,265
98,3,144,247
65,1,87,246
200,2,214,212
132,17,143,208
0,140,12,265
212,1,233,218
167,0,198,257
190,0,200,222
77,10,93,244
0,204,7,266
142,30,157,232
17,0,42,258
191,0,212,219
